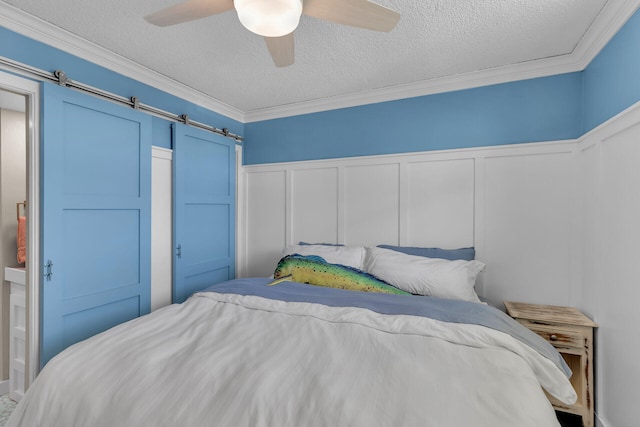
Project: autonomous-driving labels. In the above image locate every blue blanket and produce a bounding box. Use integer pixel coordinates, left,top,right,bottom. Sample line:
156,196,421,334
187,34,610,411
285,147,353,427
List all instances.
203,277,570,377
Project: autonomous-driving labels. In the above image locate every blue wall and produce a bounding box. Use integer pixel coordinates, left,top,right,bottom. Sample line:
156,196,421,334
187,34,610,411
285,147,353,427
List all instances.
0,26,243,148
3,5,640,164
583,8,640,132
244,74,583,164
244,8,640,165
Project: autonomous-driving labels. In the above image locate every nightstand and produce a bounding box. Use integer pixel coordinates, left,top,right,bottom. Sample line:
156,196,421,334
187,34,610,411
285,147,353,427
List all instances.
504,301,598,427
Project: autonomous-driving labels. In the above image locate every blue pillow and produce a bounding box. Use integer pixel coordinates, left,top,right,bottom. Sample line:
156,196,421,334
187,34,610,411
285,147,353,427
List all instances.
377,245,475,261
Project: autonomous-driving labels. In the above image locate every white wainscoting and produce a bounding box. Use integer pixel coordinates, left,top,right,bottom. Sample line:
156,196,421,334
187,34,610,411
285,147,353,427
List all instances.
577,101,640,427
238,140,580,306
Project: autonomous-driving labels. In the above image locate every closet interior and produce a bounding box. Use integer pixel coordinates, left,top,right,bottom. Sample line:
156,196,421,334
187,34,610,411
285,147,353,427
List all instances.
0,88,27,401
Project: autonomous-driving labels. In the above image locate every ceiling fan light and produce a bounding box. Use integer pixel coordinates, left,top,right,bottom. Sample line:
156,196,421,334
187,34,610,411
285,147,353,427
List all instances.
234,0,302,37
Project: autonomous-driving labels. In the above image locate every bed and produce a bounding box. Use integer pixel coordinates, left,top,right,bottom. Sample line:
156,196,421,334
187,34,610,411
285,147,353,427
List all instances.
7,246,576,427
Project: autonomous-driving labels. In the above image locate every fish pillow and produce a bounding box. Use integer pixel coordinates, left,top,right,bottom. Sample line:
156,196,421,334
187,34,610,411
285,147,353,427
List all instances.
283,244,365,270
272,254,409,295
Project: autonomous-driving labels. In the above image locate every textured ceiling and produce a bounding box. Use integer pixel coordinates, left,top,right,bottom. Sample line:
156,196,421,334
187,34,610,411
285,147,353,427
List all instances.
0,0,630,118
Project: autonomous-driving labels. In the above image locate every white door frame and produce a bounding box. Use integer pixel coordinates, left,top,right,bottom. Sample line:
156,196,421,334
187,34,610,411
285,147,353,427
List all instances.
0,70,41,387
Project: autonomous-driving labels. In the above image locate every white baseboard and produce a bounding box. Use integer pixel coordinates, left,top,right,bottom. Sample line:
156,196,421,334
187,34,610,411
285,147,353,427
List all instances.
595,412,609,427
0,379,9,395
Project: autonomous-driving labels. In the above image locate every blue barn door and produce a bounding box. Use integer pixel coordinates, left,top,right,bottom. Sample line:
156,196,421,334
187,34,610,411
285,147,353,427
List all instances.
173,123,235,303
40,82,151,366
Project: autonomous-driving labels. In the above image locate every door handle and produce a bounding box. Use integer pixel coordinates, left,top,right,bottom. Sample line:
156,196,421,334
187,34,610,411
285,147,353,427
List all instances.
44,259,54,281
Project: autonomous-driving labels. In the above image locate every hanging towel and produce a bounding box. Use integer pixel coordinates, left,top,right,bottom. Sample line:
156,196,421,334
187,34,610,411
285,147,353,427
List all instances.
17,215,26,264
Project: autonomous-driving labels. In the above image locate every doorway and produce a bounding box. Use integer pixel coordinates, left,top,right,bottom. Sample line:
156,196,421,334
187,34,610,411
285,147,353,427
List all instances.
0,88,26,398
0,71,40,397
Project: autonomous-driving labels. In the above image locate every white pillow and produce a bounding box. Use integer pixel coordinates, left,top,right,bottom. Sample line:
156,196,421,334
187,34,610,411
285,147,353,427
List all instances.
283,244,365,270
363,247,485,302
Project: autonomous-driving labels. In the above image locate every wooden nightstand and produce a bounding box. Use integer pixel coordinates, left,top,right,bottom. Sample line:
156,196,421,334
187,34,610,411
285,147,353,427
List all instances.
504,301,598,427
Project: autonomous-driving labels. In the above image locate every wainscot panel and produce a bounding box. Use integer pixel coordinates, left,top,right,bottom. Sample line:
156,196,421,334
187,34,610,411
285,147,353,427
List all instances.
238,140,580,307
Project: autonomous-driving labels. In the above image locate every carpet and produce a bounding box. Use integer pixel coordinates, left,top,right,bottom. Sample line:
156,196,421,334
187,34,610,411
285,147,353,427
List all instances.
0,394,17,427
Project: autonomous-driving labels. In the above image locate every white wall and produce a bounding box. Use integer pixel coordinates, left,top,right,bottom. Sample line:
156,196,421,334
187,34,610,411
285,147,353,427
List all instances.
579,102,640,427
151,147,173,312
239,139,580,307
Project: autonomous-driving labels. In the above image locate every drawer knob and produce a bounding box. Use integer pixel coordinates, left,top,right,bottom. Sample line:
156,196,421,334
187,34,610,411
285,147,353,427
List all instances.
550,334,558,341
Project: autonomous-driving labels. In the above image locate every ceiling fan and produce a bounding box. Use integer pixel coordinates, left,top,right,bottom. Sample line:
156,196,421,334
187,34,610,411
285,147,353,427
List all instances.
144,0,400,67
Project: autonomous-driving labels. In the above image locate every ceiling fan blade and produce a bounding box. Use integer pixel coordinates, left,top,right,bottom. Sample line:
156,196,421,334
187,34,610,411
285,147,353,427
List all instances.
144,0,234,27
303,0,400,32
264,33,295,68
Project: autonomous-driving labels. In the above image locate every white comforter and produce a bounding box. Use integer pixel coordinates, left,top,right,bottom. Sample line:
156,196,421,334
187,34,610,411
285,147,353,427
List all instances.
8,290,575,427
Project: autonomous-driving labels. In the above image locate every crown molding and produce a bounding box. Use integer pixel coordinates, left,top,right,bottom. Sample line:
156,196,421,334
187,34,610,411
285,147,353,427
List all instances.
244,53,583,122
243,0,640,123
1,1,638,124
571,0,640,70
0,2,246,123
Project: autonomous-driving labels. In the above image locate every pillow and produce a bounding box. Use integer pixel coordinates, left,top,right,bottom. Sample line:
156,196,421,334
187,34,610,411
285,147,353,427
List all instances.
283,244,365,270
364,247,485,302
273,254,409,295
299,242,344,246
377,244,475,261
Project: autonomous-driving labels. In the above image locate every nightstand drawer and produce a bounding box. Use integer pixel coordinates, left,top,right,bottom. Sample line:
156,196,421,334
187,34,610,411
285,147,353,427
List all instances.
520,322,584,349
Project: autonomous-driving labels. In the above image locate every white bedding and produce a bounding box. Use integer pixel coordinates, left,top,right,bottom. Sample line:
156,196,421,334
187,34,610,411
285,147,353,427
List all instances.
8,290,574,427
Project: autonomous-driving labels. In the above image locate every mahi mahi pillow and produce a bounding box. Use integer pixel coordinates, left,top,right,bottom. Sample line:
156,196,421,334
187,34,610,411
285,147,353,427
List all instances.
273,254,409,295
283,244,365,270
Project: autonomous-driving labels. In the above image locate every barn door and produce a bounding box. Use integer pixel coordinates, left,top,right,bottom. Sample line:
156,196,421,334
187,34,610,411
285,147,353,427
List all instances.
172,123,235,303
40,82,151,366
